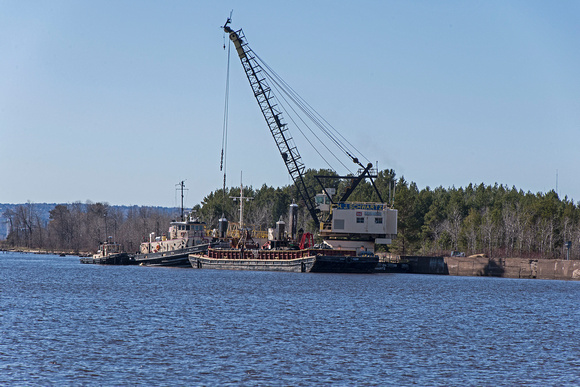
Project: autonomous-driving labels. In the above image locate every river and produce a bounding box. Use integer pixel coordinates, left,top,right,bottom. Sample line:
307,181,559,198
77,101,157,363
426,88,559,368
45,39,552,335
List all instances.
1,252,579,386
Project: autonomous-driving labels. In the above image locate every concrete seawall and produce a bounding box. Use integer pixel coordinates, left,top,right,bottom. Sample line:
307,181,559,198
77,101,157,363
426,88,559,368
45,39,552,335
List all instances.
403,256,580,281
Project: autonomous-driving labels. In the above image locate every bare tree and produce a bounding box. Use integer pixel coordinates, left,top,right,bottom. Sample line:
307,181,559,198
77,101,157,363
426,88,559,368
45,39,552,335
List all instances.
445,207,463,251
480,208,498,257
502,204,521,257
462,208,480,254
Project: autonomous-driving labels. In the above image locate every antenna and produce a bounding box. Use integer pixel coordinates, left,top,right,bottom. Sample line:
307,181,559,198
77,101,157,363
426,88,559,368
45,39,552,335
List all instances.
176,180,188,221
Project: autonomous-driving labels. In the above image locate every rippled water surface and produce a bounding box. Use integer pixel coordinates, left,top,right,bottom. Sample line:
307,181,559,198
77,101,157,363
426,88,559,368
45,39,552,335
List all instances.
1,252,579,386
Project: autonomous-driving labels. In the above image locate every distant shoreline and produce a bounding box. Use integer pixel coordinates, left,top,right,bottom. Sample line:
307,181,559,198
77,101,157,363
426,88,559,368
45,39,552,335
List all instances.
0,248,91,257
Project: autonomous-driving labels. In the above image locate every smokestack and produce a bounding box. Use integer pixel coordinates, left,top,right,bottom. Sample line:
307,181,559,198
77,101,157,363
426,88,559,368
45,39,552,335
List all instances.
289,202,298,241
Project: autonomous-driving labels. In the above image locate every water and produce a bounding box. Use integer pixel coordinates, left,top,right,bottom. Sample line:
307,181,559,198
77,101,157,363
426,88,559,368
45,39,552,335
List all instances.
1,253,579,386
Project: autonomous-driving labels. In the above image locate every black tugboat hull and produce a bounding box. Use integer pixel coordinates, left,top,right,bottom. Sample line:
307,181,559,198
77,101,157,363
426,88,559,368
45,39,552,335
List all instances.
79,253,134,265
134,244,213,267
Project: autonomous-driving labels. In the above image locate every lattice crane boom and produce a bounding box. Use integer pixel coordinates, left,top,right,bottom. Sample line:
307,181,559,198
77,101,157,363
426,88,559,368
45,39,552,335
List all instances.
224,24,320,227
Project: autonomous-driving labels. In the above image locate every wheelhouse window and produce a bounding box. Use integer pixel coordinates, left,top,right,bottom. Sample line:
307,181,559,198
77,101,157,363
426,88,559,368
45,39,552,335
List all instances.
356,217,365,224
375,217,383,224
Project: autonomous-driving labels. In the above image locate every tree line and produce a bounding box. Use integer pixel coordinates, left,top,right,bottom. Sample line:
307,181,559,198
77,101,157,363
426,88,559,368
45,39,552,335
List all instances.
393,179,579,259
1,201,175,254
2,169,579,259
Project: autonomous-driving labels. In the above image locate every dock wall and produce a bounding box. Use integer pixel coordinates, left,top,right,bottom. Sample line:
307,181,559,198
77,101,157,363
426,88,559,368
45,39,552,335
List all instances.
403,256,580,280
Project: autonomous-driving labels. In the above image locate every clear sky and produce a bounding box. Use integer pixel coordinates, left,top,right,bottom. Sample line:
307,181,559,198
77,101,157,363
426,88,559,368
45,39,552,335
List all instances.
1,1,579,208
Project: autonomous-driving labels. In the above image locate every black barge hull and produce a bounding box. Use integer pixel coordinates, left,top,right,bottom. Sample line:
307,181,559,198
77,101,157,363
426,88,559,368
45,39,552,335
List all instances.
310,254,379,273
189,254,378,273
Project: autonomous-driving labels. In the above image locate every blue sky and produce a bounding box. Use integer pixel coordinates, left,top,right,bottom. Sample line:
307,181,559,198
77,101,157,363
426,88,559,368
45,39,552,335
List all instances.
1,1,579,208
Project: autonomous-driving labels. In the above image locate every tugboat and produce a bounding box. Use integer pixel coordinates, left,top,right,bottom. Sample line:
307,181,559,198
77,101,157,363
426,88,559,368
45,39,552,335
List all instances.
80,237,133,265
133,181,215,267
133,210,214,267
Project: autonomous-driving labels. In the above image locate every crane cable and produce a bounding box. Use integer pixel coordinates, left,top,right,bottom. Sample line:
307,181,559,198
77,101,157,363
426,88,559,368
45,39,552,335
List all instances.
267,77,346,172
256,57,348,172
260,57,350,164
254,52,372,171
221,35,231,206
269,62,369,168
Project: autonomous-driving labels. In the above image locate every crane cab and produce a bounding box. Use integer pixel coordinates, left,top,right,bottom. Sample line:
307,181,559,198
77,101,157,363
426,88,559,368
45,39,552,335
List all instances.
315,188,336,212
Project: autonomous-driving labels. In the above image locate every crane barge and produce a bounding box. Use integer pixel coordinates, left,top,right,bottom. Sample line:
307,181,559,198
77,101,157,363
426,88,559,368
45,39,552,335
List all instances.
189,20,397,273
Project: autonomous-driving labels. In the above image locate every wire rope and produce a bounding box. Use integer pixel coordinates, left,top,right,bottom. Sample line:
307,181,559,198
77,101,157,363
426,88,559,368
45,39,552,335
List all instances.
254,53,371,168
221,37,231,208
264,72,349,172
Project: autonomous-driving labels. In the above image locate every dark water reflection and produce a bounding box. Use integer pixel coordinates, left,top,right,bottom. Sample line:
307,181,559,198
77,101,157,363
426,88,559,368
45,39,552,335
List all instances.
1,253,579,386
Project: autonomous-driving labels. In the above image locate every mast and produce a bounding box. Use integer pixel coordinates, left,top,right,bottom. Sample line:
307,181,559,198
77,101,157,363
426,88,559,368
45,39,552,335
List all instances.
176,180,187,221
229,172,253,230
223,22,320,228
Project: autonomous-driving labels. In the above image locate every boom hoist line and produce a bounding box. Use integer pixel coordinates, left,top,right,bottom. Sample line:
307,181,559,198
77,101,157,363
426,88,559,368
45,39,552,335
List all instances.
223,21,320,227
